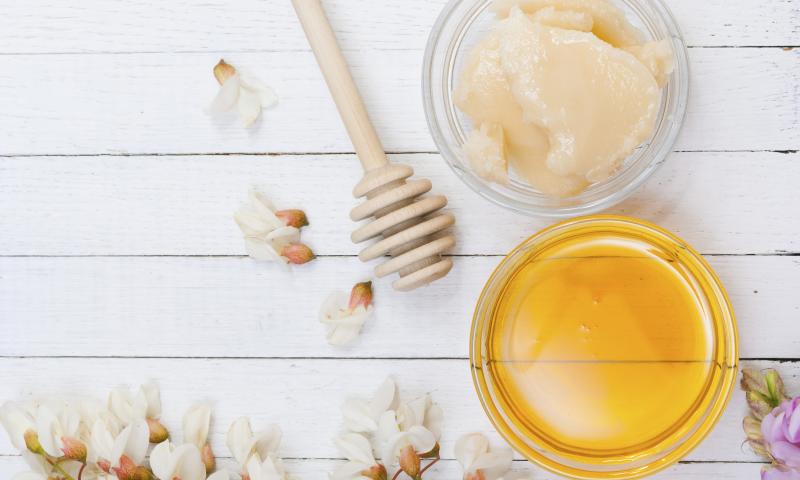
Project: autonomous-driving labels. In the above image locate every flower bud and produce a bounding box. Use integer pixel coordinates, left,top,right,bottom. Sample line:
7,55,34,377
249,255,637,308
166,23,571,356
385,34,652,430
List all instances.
742,368,788,419
112,455,140,480
202,443,216,472
132,466,156,480
282,243,316,265
61,436,88,463
146,418,170,443
348,281,373,311
24,429,44,454
399,445,421,479
275,209,309,229
97,459,112,473
213,59,236,85
361,464,388,480
743,415,769,458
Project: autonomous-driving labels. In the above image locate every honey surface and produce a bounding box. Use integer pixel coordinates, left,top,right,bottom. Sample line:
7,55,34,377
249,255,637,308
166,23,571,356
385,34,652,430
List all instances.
487,233,715,457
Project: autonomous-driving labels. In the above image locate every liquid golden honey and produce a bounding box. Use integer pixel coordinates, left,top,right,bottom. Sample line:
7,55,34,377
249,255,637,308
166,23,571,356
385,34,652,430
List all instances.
471,217,738,478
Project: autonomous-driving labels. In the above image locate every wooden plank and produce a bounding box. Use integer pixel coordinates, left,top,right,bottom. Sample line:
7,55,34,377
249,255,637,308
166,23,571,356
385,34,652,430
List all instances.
0,255,798,359
0,358,788,462
0,0,795,54
0,49,796,156
0,456,765,479
0,152,797,256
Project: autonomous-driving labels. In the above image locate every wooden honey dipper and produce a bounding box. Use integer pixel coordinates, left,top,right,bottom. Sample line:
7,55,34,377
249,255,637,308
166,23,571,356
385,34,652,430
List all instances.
292,0,456,292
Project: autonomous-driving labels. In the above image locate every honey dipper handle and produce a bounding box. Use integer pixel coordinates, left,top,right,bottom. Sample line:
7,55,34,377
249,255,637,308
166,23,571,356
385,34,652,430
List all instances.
292,0,388,172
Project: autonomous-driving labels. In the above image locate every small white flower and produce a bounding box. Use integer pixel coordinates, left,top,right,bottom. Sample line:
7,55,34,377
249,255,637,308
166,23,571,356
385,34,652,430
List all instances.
150,440,206,480
34,404,81,457
108,382,161,425
140,381,162,419
319,292,374,347
397,395,443,441
208,59,278,127
89,418,149,467
234,189,312,265
377,414,436,467
341,377,398,434
183,404,212,450
331,433,384,480
455,433,514,480
0,402,36,451
226,417,282,467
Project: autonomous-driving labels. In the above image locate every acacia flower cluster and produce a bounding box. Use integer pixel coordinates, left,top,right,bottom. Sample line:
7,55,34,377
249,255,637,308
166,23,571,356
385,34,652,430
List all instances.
330,378,527,479
332,378,442,480
0,383,292,480
234,189,315,265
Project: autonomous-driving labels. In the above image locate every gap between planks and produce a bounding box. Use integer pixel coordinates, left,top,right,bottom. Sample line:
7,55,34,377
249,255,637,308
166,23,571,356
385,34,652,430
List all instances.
1,149,798,158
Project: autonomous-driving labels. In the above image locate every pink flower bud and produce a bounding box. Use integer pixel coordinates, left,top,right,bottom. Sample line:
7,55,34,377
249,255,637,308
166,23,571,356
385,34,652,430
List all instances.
61,436,88,462
275,209,309,228
202,443,216,472
348,281,373,311
282,243,316,265
146,418,169,443
113,455,154,480
23,429,43,454
399,445,421,479
97,459,112,473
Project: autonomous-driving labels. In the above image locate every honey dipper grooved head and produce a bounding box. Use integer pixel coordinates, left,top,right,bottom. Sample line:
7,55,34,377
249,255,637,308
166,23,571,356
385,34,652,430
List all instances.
351,164,456,292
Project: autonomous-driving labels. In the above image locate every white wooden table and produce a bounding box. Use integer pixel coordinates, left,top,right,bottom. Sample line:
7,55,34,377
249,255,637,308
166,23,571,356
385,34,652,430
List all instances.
0,1,798,478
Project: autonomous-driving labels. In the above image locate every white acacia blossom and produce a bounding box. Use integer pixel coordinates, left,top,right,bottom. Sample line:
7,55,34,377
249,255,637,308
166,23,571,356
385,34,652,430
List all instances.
455,433,517,480
208,59,278,128
333,377,446,480
0,382,251,480
89,418,149,468
150,440,206,480
234,189,314,265
340,377,398,434
330,433,385,480
226,417,291,480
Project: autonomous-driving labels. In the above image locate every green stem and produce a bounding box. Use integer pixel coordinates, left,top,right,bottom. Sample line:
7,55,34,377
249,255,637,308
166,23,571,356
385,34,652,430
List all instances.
46,458,76,480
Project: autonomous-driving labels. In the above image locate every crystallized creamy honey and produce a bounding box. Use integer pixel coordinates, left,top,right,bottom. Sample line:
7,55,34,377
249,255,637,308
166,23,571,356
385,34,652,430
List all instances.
471,217,738,478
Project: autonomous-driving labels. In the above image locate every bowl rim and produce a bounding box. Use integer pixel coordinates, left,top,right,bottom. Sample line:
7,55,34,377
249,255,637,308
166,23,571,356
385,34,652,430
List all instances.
422,0,691,218
469,215,740,479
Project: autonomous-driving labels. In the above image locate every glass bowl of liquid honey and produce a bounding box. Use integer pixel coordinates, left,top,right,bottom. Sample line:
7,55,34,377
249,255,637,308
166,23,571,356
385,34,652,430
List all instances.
470,215,738,479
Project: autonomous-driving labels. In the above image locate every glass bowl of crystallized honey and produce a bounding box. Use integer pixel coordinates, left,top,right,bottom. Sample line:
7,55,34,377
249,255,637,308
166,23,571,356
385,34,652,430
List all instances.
470,216,738,479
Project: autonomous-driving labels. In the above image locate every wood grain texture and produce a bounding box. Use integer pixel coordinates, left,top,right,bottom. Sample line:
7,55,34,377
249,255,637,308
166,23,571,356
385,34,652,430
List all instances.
0,358,787,463
0,0,796,54
0,152,797,256
0,48,796,156
0,255,798,359
0,0,797,477
0,456,766,479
